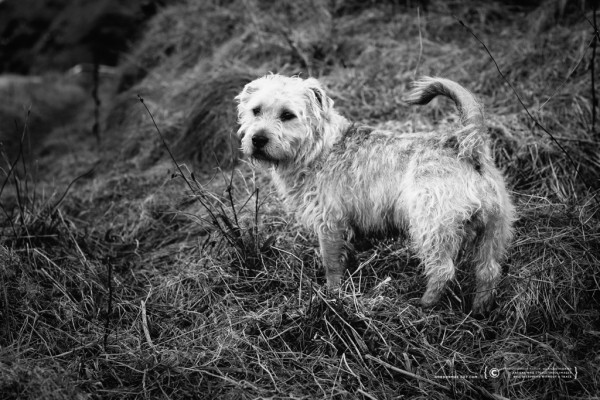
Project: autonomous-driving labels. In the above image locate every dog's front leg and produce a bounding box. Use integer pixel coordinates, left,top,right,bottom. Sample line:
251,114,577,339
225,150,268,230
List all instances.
318,227,347,287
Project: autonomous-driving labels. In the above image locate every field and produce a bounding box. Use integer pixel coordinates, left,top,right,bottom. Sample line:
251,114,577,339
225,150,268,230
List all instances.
1,1,599,399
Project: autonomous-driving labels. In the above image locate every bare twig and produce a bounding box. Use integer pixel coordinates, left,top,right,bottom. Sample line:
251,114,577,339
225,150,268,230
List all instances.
0,111,32,240
138,95,251,251
280,28,312,76
414,6,423,79
6,112,31,220
103,259,113,351
141,298,155,349
538,35,594,111
50,167,95,215
92,56,101,143
592,3,598,133
364,354,450,391
457,18,598,200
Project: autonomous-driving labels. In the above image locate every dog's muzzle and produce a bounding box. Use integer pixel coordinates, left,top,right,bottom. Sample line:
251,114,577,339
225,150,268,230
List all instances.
252,133,269,149
248,131,274,161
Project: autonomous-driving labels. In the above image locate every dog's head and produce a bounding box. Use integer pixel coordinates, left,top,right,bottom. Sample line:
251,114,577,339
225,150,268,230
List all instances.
235,74,335,166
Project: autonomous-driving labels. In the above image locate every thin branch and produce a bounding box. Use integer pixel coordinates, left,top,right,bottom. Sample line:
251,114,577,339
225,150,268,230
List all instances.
364,354,450,391
414,6,423,79
92,55,101,143
538,35,594,111
137,95,239,248
50,167,95,214
279,28,312,76
592,3,598,133
457,18,598,200
103,259,113,351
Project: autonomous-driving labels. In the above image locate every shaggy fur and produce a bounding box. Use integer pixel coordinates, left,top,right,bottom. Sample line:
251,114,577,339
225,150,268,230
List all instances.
235,74,515,314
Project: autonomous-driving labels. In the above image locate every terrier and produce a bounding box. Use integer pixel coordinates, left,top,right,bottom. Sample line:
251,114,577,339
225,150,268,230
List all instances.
235,74,514,314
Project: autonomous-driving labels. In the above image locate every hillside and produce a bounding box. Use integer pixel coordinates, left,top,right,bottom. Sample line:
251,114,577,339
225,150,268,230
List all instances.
1,1,599,399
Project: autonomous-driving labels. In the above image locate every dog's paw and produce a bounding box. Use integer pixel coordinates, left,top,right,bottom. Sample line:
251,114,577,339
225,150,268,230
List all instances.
419,289,442,309
471,297,494,318
325,274,343,289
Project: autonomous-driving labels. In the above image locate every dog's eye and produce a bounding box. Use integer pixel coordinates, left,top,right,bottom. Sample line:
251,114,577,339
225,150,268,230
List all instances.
280,110,296,121
252,106,261,116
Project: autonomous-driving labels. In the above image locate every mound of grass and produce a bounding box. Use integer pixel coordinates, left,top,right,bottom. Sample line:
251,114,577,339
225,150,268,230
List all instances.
117,2,244,92
1,0,599,399
171,69,257,170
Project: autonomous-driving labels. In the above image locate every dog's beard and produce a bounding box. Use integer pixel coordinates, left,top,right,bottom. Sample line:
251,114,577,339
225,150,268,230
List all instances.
251,149,274,162
250,148,284,169
249,140,294,165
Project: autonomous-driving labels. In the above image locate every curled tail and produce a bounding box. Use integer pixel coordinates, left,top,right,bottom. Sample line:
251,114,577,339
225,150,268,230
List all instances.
404,76,488,168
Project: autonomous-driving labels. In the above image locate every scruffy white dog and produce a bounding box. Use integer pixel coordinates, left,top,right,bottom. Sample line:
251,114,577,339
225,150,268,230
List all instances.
235,74,514,314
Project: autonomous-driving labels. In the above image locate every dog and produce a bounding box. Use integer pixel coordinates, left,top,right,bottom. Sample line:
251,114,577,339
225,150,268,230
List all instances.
235,74,514,314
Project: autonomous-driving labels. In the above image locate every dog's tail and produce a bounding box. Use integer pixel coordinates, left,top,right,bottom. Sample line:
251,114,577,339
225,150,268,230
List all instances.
404,76,488,168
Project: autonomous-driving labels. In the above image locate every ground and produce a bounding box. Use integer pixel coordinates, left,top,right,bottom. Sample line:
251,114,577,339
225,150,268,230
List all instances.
0,1,599,399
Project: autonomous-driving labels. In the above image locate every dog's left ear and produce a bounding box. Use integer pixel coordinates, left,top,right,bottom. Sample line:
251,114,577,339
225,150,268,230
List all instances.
304,78,333,117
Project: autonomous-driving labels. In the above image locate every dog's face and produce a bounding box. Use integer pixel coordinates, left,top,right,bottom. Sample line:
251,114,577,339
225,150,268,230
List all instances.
235,74,333,165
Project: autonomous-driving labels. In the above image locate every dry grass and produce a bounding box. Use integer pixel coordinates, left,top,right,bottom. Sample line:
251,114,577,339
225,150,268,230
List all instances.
1,0,600,399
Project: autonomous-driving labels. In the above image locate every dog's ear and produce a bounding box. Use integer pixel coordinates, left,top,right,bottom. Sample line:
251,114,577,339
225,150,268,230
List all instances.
309,86,324,108
304,78,333,117
235,79,262,128
235,80,259,106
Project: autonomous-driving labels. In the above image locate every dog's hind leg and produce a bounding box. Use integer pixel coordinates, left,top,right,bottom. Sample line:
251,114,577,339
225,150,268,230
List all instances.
471,210,512,315
402,182,466,308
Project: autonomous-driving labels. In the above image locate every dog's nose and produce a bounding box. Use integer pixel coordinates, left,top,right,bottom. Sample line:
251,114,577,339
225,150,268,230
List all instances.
252,134,269,149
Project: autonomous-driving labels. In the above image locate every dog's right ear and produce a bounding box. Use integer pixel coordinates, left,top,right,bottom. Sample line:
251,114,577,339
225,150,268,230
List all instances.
235,81,259,106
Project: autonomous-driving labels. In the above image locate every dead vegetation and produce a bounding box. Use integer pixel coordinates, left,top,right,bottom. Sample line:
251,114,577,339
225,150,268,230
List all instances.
1,0,599,399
